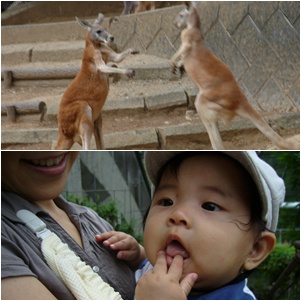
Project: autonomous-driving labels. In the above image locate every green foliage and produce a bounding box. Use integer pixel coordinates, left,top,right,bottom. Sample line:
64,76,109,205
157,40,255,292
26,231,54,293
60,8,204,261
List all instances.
259,152,300,244
66,193,142,243
95,199,119,227
258,243,295,281
249,243,299,299
277,205,300,243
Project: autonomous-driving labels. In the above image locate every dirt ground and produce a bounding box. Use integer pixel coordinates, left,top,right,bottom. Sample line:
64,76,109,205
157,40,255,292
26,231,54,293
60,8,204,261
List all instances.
2,102,299,150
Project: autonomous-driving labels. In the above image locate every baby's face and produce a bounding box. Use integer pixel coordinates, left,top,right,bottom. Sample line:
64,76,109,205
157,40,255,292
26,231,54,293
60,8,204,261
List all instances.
144,154,259,291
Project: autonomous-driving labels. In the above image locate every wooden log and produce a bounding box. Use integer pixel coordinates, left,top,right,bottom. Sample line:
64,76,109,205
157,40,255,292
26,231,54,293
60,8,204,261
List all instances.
1,66,79,81
3,70,13,88
1,65,121,86
6,106,16,123
1,101,47,123
38,101,47,122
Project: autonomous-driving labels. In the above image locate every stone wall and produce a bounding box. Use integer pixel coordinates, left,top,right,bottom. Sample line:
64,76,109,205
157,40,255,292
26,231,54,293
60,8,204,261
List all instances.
109,1,300,112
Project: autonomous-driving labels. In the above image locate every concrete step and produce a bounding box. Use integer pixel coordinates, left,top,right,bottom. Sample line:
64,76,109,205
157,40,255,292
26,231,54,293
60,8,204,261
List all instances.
2,112,299,150
2,18,88,45
1,41,84,66
1,76,197,117
1,54,180,86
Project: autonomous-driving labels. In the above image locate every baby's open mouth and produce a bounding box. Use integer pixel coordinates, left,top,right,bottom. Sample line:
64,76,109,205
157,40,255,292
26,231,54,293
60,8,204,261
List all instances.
165,240,190,266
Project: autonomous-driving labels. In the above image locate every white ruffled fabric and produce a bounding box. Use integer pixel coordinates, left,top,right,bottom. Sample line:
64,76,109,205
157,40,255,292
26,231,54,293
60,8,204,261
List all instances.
42,232,122,300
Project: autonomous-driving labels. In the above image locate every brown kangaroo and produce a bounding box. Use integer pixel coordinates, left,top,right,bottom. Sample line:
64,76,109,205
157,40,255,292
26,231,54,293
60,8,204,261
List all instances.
55,14,138,150
170,3,298,150
121,1,156,15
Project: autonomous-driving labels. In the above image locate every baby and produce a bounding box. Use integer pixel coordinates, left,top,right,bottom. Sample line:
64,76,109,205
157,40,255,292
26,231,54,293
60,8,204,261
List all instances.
96,151,285,299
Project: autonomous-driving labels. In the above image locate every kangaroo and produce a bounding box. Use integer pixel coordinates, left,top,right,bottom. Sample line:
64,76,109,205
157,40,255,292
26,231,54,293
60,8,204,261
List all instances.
135,1,156,13
170,3,298,150
55,14,138,150
121,1,138,15
121,1,156,15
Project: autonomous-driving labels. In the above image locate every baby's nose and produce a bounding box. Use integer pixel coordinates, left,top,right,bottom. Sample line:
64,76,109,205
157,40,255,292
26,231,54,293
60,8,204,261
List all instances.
168,210,190,227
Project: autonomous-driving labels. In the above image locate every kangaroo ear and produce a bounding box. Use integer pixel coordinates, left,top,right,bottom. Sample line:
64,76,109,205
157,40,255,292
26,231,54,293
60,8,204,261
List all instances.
76,17,92,30
95,13,104,25
185,1,197,8
184,1,190,9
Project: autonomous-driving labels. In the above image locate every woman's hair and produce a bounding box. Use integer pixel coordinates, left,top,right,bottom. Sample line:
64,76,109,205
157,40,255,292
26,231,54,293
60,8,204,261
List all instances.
143,152,267,235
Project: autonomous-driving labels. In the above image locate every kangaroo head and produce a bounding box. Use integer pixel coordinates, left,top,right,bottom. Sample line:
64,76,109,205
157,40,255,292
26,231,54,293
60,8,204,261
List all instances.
175,2,200,30
175,6,190,29
76,13,114,45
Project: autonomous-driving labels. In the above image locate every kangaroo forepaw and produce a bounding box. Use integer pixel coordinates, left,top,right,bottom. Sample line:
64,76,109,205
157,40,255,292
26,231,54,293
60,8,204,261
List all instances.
172,65,178,74
127,69,135,79
179,64,186,77
130,49,139,55
170,61,185,76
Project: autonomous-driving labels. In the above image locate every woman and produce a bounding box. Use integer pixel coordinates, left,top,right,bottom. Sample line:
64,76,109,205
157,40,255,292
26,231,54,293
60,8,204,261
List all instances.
1,151,143,299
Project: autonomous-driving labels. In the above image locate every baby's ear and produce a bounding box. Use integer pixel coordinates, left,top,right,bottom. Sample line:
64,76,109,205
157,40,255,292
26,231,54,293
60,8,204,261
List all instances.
243,231,276,271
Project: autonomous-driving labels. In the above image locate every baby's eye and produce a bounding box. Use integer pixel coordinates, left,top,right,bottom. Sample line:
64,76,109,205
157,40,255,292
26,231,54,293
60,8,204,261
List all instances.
202,202,221,211
159,198,174,206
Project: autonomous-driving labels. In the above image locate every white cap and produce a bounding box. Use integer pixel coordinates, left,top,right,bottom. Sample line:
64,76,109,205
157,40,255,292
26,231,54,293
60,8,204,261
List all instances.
145,151,285,232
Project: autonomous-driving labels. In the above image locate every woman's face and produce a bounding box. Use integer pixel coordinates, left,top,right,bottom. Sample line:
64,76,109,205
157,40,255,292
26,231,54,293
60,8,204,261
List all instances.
1,151,79,202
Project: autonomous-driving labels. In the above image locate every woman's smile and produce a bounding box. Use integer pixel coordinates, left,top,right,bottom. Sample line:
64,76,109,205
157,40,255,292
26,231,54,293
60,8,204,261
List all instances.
26,153,66,167
21,152,68,176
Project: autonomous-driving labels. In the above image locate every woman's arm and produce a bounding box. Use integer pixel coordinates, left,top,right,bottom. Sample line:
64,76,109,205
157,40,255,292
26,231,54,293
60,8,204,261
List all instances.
2,276,57,300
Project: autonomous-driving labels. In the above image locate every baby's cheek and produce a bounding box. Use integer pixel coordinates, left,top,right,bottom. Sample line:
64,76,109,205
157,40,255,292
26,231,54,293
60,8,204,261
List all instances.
144,228,155,252
144,247,157,266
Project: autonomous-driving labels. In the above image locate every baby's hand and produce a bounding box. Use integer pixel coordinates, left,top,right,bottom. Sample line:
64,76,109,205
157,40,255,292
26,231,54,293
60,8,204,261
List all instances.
95,231,145,269
135,251,198,299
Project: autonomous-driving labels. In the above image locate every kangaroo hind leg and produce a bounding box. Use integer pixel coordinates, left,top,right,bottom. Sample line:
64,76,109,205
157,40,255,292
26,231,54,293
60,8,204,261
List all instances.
94,114,104,150
78,105,94,150
195,92,225,150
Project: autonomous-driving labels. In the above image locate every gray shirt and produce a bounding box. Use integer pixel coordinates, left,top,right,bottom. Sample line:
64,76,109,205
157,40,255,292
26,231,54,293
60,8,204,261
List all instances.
1,191,135,299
